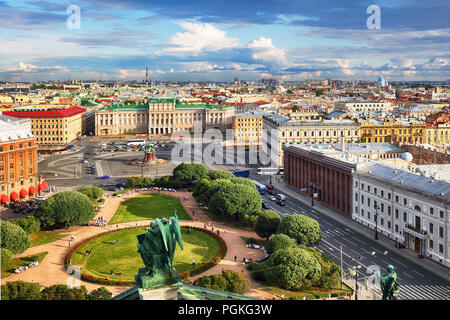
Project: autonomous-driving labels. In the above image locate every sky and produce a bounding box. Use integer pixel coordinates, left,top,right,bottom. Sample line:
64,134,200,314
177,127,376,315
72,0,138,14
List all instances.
0,0,449,82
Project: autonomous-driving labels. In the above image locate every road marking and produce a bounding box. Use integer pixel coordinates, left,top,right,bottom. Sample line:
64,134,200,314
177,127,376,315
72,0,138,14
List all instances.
412,270,424,277
389,257,407,268
352,237,367,245
403,272,413,279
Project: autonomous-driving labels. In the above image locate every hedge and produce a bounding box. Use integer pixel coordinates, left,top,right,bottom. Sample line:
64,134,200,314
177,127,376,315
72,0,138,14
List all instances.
64,225,228,287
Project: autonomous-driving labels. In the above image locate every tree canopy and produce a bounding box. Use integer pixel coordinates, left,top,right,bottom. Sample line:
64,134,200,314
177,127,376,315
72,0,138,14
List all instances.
193,270,250,294
277,214,321,245
208,183,261,219
34,191,95,228
172,162,208,185
255,210,281,241
0,220,30,254
208,169,235,181
266,233,297,254
264,247,322,290
1,248,13,269
10,216,40,234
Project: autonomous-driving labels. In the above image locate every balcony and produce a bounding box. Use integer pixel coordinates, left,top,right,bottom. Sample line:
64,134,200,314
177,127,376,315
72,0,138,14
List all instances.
403,223,429,239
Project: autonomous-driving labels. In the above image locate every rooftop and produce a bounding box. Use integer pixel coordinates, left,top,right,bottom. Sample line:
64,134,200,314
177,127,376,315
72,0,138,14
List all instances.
357,163,450,203
2,106,86,119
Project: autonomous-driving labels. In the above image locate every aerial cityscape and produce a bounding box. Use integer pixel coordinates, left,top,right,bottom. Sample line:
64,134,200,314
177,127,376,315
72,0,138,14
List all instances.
0,0,449,309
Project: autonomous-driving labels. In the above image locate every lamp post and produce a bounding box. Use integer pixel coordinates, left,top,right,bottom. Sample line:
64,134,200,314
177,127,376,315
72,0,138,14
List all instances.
374,205,380,240
353,265,361,300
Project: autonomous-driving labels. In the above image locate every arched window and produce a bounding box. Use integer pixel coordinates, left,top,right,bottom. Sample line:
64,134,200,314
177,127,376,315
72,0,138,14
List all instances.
413,205,421,212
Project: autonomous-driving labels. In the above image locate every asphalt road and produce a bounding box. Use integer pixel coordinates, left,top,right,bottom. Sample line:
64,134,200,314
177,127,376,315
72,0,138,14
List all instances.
251,173,450,300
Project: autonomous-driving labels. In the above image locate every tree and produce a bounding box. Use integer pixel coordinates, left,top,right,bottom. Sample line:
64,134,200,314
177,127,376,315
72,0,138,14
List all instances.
87,287,112,300
91,186,104,201
193,271,249,294
301,247,341,290
1,281,41,300
222,270,250,294
277,214,321,245
193,178,230,205
10,216,40,234
266,233,297,254
1,248,13,269
316,89,324,96
208,169,234,180
126,176,143,189
208,183,261,220
34,191,95,228
34,284,87,300
0,220,30,254
264,247,322,290
255,210,281,241
77,187,94,201
230,177,255,188
172,162,208,185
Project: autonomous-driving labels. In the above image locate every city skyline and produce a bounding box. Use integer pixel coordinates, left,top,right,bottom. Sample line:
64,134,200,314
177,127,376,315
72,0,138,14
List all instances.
0,0,449,82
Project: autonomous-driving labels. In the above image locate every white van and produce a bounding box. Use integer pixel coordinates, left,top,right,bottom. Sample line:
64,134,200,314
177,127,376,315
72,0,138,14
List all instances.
276,194,287,201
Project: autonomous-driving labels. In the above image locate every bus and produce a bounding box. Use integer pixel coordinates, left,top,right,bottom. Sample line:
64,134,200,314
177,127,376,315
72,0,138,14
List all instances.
257,167,284,175
231,169,250,178
127,139,146,147
251,180,267,195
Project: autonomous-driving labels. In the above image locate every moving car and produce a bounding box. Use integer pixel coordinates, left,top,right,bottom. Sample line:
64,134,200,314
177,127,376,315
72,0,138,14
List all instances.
99,175,110,179
262,201,270,209
266,195,276,201
276,199,286,206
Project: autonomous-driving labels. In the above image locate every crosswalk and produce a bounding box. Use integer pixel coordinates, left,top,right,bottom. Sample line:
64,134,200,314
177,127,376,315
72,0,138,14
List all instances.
399,284,450,300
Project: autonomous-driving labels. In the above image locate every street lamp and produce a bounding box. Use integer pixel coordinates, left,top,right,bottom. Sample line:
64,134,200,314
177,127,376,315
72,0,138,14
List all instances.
353,265,362,300
374,205,380,240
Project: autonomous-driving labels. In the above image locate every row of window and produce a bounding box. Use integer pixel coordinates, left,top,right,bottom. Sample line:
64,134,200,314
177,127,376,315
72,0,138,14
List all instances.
281,129,358,138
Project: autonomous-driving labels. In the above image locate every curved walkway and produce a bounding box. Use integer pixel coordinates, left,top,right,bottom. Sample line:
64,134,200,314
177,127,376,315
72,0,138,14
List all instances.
3,191,277,299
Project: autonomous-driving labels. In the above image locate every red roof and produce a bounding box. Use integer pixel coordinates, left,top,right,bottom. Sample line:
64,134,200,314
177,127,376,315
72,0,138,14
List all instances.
3,106,86,119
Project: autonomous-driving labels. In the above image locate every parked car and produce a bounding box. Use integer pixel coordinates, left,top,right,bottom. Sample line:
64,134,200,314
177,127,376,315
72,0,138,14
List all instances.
276,199,286,206
266,195,276,201
276,194,287,201
99,175,110,179
36,196,46,201
262,201,270,209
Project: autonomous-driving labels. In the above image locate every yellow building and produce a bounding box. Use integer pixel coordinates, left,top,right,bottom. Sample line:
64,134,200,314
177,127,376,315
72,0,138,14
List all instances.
232,112,264,146
360,118,426,144
425,123,450,147
3,107,87,150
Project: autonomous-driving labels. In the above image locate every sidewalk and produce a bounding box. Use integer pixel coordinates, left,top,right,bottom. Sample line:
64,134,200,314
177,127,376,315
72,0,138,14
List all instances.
268,178,450,284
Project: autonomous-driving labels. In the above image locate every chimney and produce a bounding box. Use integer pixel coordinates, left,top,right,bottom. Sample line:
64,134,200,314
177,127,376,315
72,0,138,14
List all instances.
339,133,345,151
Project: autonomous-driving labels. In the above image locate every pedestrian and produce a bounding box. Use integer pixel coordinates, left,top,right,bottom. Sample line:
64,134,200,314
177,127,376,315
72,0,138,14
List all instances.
234,255,237,262
68,241,72,247
192,259,195,269
116,225,118,228
212,226,214,232
281,294,284,300
192,210,195,217
222,268,225,275
71,234,75,240
204,223,207,228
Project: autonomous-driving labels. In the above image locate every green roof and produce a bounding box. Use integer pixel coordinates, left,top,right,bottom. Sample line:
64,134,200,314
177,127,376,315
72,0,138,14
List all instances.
105,102,149,110
148,98,176,104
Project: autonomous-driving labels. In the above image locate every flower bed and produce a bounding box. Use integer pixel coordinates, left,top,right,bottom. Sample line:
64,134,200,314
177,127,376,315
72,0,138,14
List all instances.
64,225,227,287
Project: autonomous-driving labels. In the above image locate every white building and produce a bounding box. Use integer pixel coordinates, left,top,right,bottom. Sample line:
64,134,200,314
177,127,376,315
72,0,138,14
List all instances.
353,163,450,267
334,100,393,113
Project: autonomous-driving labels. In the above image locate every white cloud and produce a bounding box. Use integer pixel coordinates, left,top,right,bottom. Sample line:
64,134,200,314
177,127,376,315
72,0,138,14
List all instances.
247,37,289,67
164,22,238,55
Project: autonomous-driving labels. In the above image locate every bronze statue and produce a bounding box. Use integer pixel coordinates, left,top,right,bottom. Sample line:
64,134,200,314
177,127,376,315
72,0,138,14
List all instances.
380,264,400,300
135,213,183,288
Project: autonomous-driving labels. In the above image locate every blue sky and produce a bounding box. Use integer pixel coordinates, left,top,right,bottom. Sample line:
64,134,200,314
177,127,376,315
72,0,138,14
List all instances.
0,0,449,81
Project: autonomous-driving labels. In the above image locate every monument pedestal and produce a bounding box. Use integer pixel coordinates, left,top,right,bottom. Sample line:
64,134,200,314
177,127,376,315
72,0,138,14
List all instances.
138,285,179,300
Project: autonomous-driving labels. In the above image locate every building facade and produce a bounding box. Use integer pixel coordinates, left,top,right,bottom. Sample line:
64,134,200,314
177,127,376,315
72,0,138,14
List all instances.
263,115,360,166
359,118,426,144
353,163,450,267
0,119,38,203
335,100,393,112
232,112,265,146
3,107,87,150
95,98,235,136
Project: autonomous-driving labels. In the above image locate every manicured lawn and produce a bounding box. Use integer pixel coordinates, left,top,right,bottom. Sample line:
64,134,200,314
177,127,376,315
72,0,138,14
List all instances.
71,227,220,282
109,193,191,224
30,229,72,247
1,251,48,278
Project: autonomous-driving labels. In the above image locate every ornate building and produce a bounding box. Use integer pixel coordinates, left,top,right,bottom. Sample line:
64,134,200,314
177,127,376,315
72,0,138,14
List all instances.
359,118,426,144
95,98,235,136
